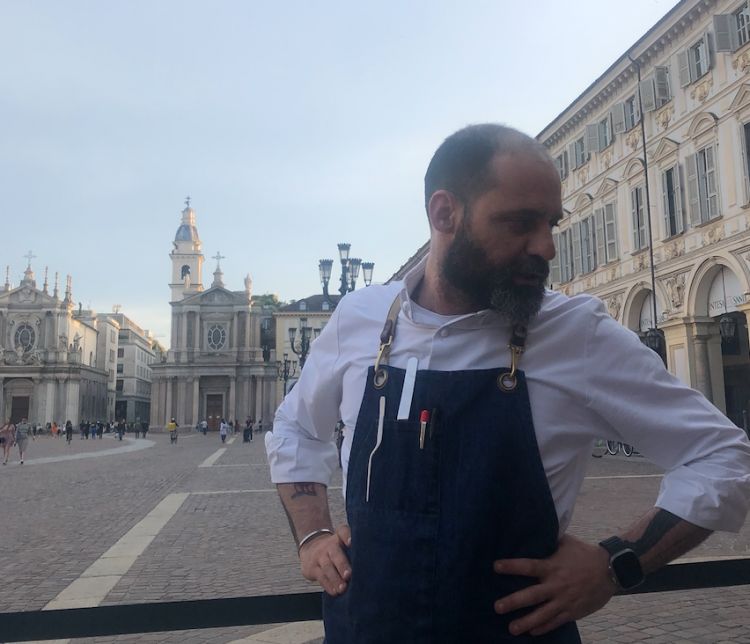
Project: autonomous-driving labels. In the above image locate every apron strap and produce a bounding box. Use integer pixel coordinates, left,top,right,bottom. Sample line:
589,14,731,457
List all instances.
373,296,402,388
498,324,527,392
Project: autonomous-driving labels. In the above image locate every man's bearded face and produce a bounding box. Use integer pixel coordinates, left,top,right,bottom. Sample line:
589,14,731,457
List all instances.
442,212,549,325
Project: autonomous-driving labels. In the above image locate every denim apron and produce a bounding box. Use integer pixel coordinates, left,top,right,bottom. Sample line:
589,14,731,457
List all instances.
323,298,581,643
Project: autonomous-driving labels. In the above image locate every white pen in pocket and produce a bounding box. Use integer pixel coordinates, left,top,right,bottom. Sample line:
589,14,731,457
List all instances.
397,356,419,421
366,395,387,503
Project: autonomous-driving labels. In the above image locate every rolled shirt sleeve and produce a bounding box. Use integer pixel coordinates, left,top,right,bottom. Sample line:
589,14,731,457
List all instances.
266,302,344,487
582,298,750,532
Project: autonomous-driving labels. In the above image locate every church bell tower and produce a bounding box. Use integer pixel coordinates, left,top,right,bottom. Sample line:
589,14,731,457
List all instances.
169,197,204,301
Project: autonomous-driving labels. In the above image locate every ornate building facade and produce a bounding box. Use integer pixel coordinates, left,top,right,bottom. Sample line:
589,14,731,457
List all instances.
539,0,750,427
0,260,113,424
150,203,277,430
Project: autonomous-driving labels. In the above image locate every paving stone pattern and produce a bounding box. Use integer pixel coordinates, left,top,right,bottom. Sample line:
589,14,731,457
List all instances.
1,434,748,642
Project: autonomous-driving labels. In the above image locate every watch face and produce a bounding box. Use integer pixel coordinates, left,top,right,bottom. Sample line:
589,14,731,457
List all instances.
611,549,644,589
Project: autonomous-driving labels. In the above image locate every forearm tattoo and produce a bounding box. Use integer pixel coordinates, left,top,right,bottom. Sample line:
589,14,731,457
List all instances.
622,509,682,556
291,483,318,499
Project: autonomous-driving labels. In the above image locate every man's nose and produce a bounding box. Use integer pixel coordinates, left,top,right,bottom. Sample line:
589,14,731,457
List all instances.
527,223,556,261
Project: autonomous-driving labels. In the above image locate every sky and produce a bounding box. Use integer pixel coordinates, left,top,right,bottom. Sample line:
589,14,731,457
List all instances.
0,0,679,342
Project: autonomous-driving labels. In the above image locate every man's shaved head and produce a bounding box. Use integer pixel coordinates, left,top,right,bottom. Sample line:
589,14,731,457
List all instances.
424,123,553,211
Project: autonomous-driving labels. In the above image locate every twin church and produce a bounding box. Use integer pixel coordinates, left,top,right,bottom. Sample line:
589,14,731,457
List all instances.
149,202,278,430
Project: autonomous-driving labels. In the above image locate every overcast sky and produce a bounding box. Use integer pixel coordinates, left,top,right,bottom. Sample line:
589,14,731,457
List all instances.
1,0,678,342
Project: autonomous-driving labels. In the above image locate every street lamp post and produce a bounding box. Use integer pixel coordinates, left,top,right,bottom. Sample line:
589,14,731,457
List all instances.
288,317,320,368
277,352,297,396
630,55,666,364
321,244,374,300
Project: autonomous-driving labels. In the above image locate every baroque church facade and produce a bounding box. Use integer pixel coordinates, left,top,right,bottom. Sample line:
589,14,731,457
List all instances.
0,260,114,424
149,203,278,430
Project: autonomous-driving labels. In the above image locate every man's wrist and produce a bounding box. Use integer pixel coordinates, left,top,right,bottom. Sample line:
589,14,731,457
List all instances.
297,528,335,554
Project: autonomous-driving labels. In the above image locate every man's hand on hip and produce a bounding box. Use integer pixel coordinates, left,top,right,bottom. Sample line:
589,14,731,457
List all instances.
299,524,352,597
493,533,616,636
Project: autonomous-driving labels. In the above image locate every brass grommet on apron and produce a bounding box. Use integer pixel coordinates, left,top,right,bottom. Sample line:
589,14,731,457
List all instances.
497,325,527,393
373,368,388,389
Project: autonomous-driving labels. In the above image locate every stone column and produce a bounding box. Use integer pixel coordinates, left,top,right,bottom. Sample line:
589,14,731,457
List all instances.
165,377,173,425
192,378,200,425
150,378,160,427
176,378,186,426
66,378,79,425
229,376,236,424
0,377,5,422
693,333,713,402
194,312,201,351
254,376,262,422
45,379,56,423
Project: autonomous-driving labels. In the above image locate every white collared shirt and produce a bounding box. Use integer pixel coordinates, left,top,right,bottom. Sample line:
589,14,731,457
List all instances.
267,258,750,533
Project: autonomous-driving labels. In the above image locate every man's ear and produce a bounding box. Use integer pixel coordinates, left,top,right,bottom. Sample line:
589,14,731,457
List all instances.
427,190,462,234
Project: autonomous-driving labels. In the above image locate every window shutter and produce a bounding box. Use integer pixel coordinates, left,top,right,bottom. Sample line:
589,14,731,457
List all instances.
705,32,714,71
572,222,582,276
612,103,626,134
604,203,618,261
677,50,691,87
713,14,738,52
686,153,701,227
640,78,657,112
706,144,718,218
654,66,671,103
661,170,670,238
568,141,578,170
674,163,684,234
550,233,561,284
585,123,600,155
740,122,750,205
594,207,605,265
562,150,569,177
631,189,640,250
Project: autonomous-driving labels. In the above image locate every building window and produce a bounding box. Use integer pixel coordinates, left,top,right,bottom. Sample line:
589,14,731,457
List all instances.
687,144,719,225
555,150,569,180
14,323,36,354
578,216,596,274
739,3,750,45
640,66,671,111
662,165,684,237
624,96,639,131
598,116,612,149
558,230,574,282
117,347,124,358
594,204,618,264
116,379,124,392
207,324,227,351
678,36,711,87
117,364,124,374
570,136,587,169
630,185,648,251
109,349,115,362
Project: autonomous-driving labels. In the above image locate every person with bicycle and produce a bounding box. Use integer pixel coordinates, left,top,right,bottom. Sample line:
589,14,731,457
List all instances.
267,124,750,643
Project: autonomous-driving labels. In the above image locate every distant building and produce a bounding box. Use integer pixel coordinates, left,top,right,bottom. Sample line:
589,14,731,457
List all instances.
105,313,159,424
0,260,110,424
274,293,341,406
150,202,278,430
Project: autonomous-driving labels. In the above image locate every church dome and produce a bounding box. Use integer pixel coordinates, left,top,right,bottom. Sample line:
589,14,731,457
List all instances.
175,223,200,242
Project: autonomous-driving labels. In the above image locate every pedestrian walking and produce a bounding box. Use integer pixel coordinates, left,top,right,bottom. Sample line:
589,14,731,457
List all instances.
243,417,253,443
200,419,207,436
267,123,750,643
117,419,126,441
141,420,149,438
13,417,34,464
65,420,73,445
219,418,228,444
134,422,140,439
97,421,103,439
0,419,15,465
167,418,179,444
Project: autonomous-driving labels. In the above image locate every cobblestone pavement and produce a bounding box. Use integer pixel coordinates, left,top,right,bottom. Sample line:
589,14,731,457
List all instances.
1,434,748,642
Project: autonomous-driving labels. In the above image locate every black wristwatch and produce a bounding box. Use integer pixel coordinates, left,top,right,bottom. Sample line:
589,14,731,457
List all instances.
598,536,644,590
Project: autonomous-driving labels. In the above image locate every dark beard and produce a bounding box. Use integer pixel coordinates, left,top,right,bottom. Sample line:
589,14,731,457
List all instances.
442,221,549,326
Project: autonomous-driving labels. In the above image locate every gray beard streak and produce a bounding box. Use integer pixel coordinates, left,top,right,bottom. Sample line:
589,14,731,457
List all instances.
489,285,545,328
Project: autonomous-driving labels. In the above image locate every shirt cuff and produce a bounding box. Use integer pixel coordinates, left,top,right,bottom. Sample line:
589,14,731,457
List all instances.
266,432,339,487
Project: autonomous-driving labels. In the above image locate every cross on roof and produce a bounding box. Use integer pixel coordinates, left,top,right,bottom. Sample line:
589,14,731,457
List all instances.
212,251,225,267
185,195,191,208
24,250,36,267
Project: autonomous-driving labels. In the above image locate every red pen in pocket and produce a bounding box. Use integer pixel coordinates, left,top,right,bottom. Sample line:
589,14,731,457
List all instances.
419,409,430,449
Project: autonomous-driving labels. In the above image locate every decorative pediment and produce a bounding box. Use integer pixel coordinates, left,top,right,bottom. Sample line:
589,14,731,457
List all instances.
687,111,718,139
729,83,750,110
623,158,645,180
573,192,593,212
649,137,679,163
201,288,235,305
594,178,618,198
0,286,58,307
